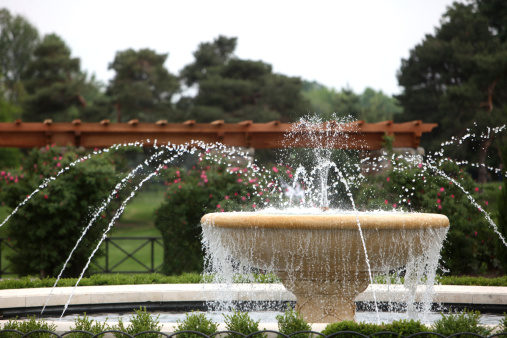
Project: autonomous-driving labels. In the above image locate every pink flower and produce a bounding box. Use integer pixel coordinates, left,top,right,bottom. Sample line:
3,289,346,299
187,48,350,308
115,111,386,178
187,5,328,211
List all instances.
241,196,246,201
418,163,423,168
475,187,479,192
485,201,489,206
438,205,442,210
0,171,4,176
44,195,48,199
209,194,213,198
386,177,390,182
451,194,455,198
237,179,243,183
474,231,478,236
178,185,182,189
437,199,441,204
225,195,229,200
392,203,397,208
272,167,278,173
440,187,444,192
384,200,388,204
217,204,221,208
252,204,257,208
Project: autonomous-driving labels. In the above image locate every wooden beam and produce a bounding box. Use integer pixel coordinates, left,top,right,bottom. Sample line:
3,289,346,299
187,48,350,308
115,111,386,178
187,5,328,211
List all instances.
0,121,437,150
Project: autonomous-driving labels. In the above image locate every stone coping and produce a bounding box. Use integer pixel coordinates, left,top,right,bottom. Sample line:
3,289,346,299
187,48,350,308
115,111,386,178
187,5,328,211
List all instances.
1,283,507,309
201,212,450,230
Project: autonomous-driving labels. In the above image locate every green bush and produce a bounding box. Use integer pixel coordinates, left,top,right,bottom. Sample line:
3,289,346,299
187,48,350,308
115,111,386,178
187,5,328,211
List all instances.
322,320,380,338
223,310,267,338
0,145,125,278
154,155,286,275
431,310,492,337
173,311,218,338
276,307,311,338
69,313,110,338
357,160,498,275
322,319,428,338
497,312,507,333
0,315,57,338
112,307,162,338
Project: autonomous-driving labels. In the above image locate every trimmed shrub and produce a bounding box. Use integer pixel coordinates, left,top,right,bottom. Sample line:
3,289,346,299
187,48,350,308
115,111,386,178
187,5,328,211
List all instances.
223,310,267,338
431,310,492,337
174,311,218,338
276,307,311,338
112,307,162,338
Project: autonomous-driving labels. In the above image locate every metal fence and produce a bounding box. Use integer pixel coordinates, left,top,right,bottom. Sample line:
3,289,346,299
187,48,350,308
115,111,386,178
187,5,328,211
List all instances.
0,236,164,278
0,330,506,338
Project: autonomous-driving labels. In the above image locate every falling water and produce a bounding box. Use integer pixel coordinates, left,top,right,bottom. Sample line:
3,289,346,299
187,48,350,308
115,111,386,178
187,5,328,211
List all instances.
1,115,506,322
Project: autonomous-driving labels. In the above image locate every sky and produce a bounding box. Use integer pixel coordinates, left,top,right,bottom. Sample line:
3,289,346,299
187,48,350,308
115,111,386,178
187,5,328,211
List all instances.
3,0,459,96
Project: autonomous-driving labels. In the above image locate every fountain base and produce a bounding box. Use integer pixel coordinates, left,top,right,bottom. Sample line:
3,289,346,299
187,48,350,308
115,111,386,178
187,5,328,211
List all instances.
284,277,369,322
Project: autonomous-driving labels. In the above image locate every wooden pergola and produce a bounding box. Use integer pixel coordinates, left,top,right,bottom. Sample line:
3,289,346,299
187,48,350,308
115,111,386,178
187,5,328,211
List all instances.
0,119,437,150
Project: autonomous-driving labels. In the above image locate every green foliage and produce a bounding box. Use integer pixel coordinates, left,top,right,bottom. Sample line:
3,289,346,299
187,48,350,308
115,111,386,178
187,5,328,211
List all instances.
0,315,57,338
0,145,124,278
154,155,282,275
0,272,281,289
0,8,39,103
496,146,507,273
321,320,380,337
497,312,507,333
21,33,86,122
275,307,311,338
69,313,110,338
112,307,162,338
179,35,308,123
357,160,498,275
174,311,218,338
302,82,402,122
223,310,267,338
431,310,492,337
396,2,507,183
107,48,179,123
322,319,428,338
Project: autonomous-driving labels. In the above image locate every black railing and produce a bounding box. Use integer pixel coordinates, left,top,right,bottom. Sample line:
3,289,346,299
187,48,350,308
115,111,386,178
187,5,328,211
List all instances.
0,237,163,278
90,236,164,274
0,330,506,338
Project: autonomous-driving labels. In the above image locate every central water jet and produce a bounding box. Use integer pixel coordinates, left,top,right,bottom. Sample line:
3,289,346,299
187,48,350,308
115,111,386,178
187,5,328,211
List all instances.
201,211,449,323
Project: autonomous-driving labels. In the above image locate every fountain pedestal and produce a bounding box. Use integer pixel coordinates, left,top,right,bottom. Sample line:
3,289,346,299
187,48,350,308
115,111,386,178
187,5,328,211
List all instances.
201,212,449,323
283,275,369,322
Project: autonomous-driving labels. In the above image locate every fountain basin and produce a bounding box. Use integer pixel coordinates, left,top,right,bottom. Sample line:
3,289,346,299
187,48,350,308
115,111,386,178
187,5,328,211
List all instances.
201,211,449,323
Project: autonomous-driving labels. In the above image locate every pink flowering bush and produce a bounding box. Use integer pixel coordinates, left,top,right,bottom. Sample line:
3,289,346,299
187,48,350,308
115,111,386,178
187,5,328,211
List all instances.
154,158,286,275
357,161,497,275
0,145,125,278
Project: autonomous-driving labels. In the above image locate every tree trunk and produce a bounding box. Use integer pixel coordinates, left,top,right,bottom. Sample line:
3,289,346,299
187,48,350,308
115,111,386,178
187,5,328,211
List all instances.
478,134,493,184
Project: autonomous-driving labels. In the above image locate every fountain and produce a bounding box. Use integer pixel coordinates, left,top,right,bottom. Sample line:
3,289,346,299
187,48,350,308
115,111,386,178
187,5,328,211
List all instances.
200,116,451,323
201,211,449,323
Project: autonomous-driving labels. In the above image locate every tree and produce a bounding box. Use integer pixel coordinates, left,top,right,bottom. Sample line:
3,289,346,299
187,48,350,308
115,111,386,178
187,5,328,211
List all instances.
107,48,180,122
179,36,309,123
303,81,403,122
0,83,22,167
0,8,39,102
21,34,87,122
396,2,507,183
0,145,124,278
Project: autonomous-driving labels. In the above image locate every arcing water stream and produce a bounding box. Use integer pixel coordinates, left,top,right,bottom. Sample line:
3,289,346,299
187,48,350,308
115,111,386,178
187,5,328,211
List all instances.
1,116,506,322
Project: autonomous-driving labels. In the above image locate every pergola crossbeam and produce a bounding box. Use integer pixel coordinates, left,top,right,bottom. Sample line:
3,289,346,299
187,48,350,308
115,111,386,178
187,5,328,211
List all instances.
0,120,437,150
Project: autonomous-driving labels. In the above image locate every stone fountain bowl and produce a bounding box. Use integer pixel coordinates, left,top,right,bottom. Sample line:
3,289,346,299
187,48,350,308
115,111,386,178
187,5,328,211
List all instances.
201,211,449,323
